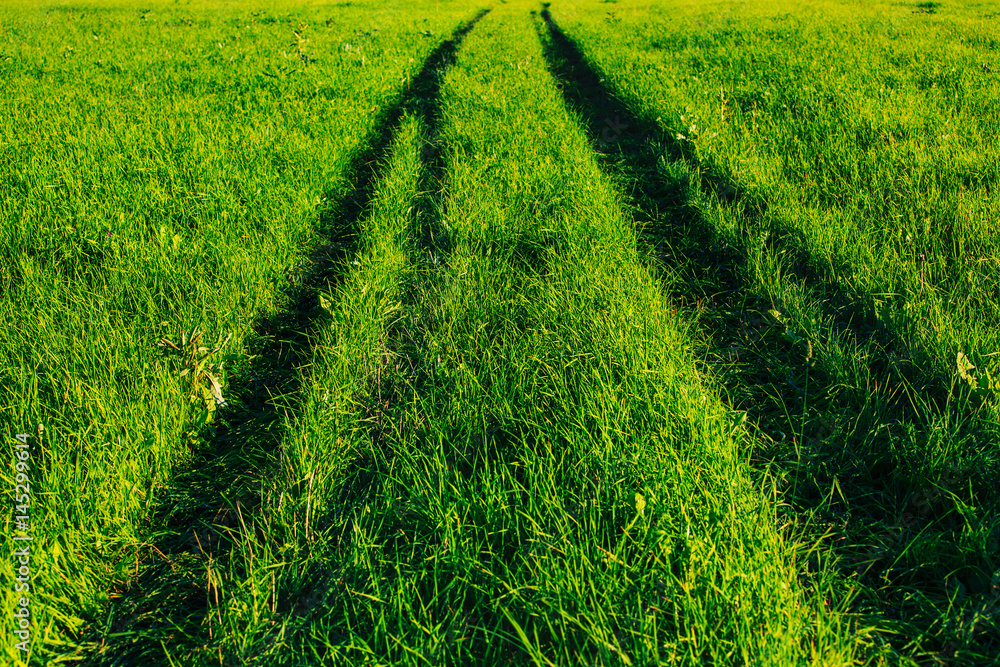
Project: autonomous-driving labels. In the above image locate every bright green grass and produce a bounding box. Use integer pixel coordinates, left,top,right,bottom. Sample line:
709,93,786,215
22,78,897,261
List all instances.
5,0,999,664
137,2,860,664
549,0,1000,662
0,0,479,662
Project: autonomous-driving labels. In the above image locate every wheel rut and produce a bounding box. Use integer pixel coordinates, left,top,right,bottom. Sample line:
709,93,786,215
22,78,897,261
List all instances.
80,10,490,665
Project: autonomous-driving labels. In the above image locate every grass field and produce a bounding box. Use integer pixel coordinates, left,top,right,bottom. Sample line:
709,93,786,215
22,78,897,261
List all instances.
1,0,998,664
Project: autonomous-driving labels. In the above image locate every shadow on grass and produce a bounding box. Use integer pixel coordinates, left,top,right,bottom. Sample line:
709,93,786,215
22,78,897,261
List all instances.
263,6,554,658
536,4,999,662
79,10,489,666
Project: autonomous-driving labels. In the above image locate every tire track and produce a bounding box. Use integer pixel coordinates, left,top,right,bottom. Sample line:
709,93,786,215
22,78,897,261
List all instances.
535,4,999,656
80,10,490,665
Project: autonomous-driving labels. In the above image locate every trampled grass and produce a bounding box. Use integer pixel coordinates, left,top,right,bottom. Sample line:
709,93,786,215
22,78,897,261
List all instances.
2,0,998,664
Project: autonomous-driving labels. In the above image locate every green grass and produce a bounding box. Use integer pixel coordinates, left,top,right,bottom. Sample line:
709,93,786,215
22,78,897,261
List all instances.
2,0,999,664
0,0,481,662
546,0,1000,662
150,4,856,663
